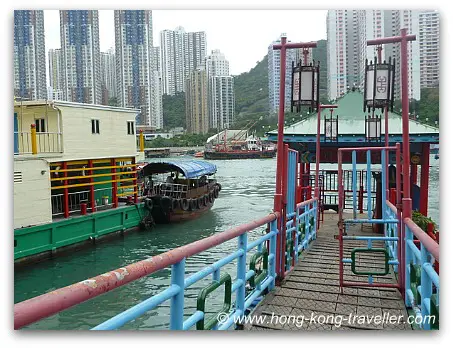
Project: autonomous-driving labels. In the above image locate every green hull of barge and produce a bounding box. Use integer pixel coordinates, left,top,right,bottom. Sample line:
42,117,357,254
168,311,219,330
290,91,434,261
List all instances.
14,203,147,262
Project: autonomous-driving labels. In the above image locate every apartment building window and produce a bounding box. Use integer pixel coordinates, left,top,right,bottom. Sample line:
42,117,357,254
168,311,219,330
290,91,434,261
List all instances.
35,118,46,132
91,119,100,134
127,121,135,135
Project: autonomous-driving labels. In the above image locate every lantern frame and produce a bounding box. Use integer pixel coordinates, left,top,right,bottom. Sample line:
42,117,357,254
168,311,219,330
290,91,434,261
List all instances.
324,113,338,142
363,57,396,113
291,60,320,113
365,114,382,141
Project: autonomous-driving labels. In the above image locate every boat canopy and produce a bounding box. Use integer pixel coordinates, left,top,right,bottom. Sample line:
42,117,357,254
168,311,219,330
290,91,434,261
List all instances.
141,160,217,179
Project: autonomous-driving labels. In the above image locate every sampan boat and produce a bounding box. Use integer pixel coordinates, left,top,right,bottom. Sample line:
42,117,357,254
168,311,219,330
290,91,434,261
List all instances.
138,160,221,224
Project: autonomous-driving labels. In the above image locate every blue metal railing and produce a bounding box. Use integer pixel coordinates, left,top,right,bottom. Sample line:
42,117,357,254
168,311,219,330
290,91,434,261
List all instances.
91,218,279,330
404,217,439,330
384,201,399,272
285,198,318,271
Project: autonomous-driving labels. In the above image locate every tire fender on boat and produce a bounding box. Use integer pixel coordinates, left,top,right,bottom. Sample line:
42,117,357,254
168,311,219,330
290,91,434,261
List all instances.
144,198,153,211
189,199,197,211
197,197,204,208
181,198,190,211
203,194,209,206
213,186,219,198
216,183,222,192
172,198,180,211
208,191,214,203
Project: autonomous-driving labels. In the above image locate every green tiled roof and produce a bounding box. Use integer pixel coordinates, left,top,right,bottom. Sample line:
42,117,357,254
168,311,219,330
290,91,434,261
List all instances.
268,91,439,136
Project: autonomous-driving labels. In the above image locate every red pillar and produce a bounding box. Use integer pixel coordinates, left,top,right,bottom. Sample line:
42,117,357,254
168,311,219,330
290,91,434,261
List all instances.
88,160,96,212
281,145,288,275
111,158,118,208
410,164,417,199
419,143,430,215
298,160,305,202
62,162,69,218
132,157,138,203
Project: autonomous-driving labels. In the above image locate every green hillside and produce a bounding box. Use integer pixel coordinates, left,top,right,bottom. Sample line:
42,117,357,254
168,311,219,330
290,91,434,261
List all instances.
161,39,329,132
233,55,269,116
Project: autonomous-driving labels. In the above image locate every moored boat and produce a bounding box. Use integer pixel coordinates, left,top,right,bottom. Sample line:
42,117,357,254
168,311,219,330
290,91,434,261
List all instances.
204,130,277,160
139,160,221,224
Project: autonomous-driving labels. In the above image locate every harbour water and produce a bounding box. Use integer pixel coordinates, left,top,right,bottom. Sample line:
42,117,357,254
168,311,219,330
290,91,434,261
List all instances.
14,155,439,330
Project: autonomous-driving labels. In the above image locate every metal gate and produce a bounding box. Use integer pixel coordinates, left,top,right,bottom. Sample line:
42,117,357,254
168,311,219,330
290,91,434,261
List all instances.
337,145,403,291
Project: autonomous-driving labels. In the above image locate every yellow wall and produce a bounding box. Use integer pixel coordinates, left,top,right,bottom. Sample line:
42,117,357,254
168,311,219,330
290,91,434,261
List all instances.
14,158,52,229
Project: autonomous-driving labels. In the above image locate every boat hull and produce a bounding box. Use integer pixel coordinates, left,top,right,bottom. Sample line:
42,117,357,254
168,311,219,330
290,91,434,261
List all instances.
204,151,275,160
151,200,214,223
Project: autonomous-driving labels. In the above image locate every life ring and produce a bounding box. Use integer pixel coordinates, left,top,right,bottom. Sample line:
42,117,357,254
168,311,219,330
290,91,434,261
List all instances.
160,196,172,211
181,198,190,211
213,186,219,199
208,192,214,203
172,198,180,211
144,198,153,211
203,194,209,206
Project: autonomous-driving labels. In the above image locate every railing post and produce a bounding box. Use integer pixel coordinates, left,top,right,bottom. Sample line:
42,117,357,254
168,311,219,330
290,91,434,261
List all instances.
269,219,277,291
359,185,364,213
132,157,138,203
273,193,283,283
62,162,69,218
30,124,38,155
139,130,145,152
170,258,185,330
420,243,432,330
294,206,299,264
111,158,118,208
236,233,247,322
88,160,96,212
404,224,412,307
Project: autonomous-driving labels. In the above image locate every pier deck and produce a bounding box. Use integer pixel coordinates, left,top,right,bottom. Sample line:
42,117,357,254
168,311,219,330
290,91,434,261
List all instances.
245,212,411,331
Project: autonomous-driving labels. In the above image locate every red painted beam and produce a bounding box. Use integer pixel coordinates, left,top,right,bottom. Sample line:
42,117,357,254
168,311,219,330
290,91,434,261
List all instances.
272,42,317,50
367,34,416,45
14,212,281,329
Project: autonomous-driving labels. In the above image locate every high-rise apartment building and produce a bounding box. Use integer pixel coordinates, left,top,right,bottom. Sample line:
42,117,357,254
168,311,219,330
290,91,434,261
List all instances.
268,36,298,115
151,46,164,129
115,10,162,128
210,76,235,130
205,49,230,77
184,31,207,76
48,48,64,99
160,27,207,95
327,10,421,101
14,10,47,100
205,50,234,130
185,69,209,134
60,10,102,104
100,47,116,105
419,10,440,88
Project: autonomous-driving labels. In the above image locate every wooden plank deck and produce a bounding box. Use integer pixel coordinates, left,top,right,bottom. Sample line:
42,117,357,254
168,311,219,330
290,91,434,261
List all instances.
245,212,411,331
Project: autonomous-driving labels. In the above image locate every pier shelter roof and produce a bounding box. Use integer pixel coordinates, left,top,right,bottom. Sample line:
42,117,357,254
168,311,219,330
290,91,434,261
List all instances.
266,91,439,146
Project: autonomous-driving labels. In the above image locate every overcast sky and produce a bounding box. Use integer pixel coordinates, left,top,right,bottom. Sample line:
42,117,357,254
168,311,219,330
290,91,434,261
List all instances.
44,10,327,76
